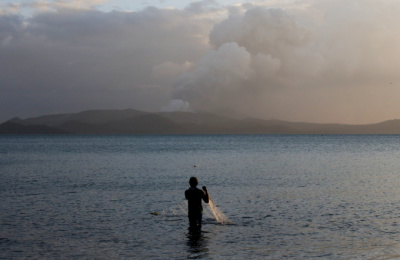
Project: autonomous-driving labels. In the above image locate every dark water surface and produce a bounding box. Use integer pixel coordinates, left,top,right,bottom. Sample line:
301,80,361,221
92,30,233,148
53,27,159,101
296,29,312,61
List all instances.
2,135,400,259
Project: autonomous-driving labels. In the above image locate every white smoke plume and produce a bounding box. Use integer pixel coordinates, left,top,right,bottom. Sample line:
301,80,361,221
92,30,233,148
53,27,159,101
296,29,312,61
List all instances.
170,6,320,117
172,42,253,112
167,1,400,123
161,99,191,112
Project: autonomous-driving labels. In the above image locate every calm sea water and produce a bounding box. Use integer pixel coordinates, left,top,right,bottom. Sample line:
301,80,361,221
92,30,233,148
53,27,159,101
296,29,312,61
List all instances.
2,135,400,259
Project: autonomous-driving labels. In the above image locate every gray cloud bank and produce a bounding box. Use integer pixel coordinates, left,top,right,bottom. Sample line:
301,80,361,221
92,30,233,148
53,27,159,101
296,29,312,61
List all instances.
1,0,400,124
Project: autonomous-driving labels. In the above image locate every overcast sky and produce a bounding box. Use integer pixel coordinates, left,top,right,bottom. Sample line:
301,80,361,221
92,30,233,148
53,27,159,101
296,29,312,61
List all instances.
1,0,400,124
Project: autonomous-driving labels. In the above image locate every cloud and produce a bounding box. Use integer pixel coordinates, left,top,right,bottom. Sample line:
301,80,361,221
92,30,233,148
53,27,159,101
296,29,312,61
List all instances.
1,0,106,14
2,0,400,124
0,3,217,121
169,1,400,123
210,8,310,53
152,61,193,81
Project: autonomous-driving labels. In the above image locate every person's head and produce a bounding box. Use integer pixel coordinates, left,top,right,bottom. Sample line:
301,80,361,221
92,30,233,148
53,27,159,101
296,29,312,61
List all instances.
189,177,198,188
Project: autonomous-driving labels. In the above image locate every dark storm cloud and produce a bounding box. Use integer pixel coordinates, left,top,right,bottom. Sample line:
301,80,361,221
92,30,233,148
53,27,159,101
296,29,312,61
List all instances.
0,3,215,121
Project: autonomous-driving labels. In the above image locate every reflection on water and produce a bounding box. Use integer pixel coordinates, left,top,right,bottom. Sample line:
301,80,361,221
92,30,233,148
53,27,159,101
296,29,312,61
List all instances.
186,229,209,259
3,135,400,258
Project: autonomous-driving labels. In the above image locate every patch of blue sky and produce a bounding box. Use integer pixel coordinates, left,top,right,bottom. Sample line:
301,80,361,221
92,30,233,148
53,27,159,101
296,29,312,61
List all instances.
3,0,254,14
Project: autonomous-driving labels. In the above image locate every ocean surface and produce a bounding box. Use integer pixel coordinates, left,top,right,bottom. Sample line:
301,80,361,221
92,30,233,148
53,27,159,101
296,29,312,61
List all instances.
2,135,400,259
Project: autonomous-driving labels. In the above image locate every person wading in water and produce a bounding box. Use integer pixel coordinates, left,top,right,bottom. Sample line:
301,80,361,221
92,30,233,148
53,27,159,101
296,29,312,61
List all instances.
185,177,209,229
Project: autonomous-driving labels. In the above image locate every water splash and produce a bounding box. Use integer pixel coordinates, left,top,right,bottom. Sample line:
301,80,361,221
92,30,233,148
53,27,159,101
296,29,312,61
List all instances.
154,199,232,224
159,201,187,217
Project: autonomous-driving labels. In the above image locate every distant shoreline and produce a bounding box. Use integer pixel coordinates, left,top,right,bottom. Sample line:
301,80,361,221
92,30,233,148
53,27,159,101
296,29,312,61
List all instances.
2,109,400,135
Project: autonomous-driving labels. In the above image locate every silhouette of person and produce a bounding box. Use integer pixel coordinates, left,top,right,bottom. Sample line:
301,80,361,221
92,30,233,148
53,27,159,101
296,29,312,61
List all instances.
185,177,209,229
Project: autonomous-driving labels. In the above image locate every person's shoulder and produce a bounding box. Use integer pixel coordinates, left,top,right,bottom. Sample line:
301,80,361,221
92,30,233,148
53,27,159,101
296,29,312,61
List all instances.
186,187,196,193
196,188,206,194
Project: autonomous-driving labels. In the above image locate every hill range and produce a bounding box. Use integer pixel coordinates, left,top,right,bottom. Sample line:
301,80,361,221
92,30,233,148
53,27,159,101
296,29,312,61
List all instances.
1,109,400,134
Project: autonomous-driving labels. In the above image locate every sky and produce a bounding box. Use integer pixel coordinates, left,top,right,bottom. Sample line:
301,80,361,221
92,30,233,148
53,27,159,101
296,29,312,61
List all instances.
1,0,400,124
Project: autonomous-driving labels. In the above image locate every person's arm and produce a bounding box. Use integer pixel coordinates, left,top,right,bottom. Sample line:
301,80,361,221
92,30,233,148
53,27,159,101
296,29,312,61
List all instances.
185,189,189,200
202,186,209,203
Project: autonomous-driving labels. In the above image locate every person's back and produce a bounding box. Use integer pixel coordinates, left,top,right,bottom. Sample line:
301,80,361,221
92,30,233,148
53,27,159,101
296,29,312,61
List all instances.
185,187,206,215
185,177,209,229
